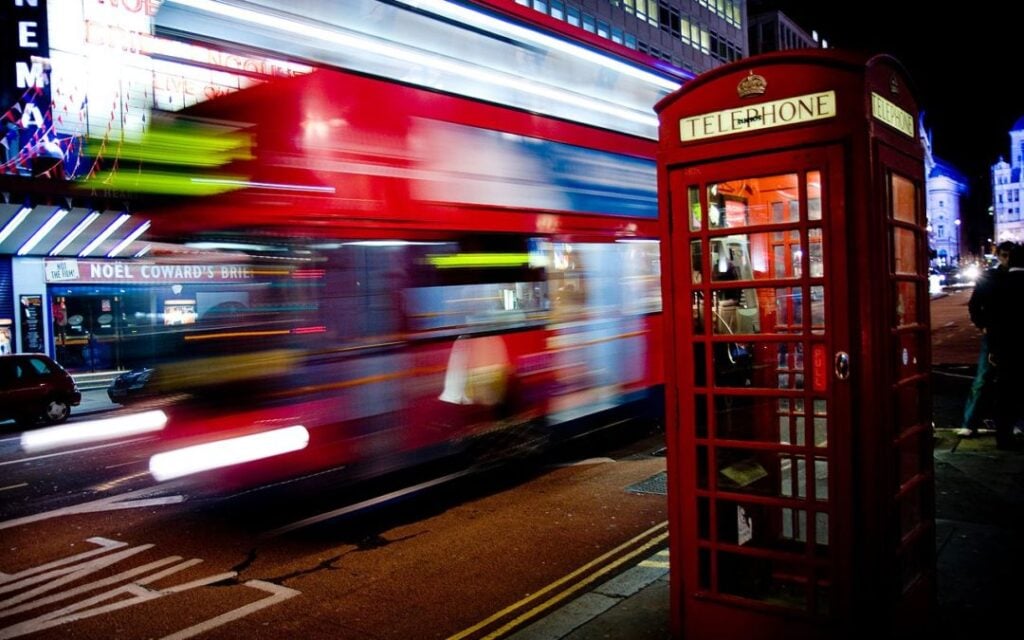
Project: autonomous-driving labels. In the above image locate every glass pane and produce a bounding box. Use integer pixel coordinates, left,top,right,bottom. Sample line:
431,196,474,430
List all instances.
898,483,924,537
814,458,829,501
693,290,706,334
810,286,825,333
710,233,801,283
897,430,927,485
893,228,918,275
716,499,808,554
717,448,812,500
813,399,828,447
717,552,808,610
809,228,823,277
695,394,708,438
891,173,917,224
697,445,709,490
896,330,925,383
715,395,802,444
708,173,799,229
689,185,702,231
895,380,926,434
713,341,804,389
807,171,822,221
690,240,704,283
693,342,707,387
698,496,710,539
895,281,919,327
774,287,803,332
709,286,807,335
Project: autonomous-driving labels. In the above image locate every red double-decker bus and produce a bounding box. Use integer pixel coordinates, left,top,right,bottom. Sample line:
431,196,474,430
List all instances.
133,66,667,489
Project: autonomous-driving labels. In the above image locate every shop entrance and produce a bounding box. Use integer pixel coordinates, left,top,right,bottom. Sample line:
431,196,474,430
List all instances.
657,51,933,637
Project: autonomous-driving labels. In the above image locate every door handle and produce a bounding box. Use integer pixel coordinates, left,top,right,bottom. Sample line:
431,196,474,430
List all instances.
834,351,850,381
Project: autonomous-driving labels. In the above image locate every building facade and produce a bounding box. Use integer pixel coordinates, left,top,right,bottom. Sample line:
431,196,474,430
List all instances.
507,0,747,74
922,122,968,265
991,116,1024,245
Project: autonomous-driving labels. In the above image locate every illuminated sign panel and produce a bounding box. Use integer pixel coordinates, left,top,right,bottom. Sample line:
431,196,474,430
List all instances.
870,92,914,138
0,0,52,177
680,91,837,142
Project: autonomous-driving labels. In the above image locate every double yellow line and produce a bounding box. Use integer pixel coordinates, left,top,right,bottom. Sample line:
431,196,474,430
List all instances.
447,520,669,640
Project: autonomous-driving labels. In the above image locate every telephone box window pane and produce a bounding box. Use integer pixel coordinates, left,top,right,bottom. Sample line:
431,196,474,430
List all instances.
898,483,924,538
691,240,706,333
814,458,829,501
717,552,808,610
779,397,806,446
891,173,917,224
715,394,801,443
689,185,702,230
895,281,919,326
693,342,707,387
775,287,803,332
708,173,799,229
690,240,704,284
713,341,803,389
810,286,825,333
807,171,822,220
894,228,918,274
896,380,926,434
715,499,808,554
695,394,709,438
809,228,824,277
813,399,828,446
711,233,801,283
697,445,709,489
897,430,926,485
707,286,805,335
716,448,812,500
698,496,711,539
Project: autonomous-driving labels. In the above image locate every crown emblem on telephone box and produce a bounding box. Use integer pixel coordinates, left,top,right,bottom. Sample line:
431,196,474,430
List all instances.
737,71,767,98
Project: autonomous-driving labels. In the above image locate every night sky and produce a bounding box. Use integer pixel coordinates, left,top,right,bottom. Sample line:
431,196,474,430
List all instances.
749,1,1019,239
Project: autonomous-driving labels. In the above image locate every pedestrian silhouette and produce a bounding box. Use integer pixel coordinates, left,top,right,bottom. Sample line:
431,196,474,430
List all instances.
957,241,1014,437
984,242,1024,449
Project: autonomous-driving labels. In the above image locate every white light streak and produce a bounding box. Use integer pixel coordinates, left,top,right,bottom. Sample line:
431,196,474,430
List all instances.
79,214,131,257
17,208,68,255
0,206,32,245
49,211,100,256
106,220,151,257
148,425,310,481
167,0,660,127
20,410,169,453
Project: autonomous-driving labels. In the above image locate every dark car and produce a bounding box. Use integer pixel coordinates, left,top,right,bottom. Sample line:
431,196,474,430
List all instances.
0,354,82,426
107,367,157,404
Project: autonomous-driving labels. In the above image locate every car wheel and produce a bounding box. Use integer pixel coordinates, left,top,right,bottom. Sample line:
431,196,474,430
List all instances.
41,399,70,425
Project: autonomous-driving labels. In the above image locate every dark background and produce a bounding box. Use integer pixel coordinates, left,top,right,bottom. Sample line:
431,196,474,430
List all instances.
750,1,1016,250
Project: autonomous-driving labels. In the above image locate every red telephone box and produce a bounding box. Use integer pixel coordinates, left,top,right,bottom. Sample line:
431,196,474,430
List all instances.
656,50,933,638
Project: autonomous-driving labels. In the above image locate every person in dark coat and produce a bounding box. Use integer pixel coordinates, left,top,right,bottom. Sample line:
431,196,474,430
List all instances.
985,242,1024,449
957,241,1014,436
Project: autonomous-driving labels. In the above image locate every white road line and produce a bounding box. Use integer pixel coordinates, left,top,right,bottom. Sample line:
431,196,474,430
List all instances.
160,580,300,640
0,438,153,467
0,484,27,494
0,487,185,531
265,469,475,538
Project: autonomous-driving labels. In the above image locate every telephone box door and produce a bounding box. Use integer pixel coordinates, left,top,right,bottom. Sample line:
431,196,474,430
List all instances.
668,144,854,635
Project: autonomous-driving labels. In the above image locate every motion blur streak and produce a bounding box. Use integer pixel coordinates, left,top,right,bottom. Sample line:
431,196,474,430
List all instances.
148,426,311,482
20,411,169,453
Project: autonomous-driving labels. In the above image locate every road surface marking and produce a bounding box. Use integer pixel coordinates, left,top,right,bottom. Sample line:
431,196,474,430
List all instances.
0,537,299,639
160,581,300,640
0,484,27,494
446,521,668,640
265,469,475,538
0,487,184,531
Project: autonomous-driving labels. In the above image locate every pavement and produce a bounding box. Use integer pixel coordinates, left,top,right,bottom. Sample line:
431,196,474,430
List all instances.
504,293,1024,639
